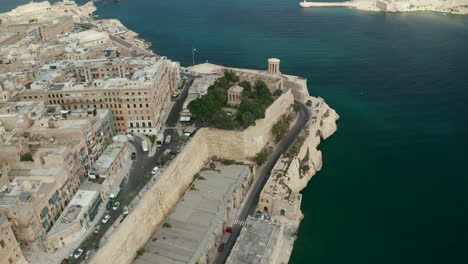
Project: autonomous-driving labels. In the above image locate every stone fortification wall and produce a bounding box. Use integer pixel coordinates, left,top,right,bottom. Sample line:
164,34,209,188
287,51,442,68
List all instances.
287,100,339,192
206,89,295,160
90,131,210,264
216,67,284,93
258,98,340,223
90,89,295,264
282,75,310,104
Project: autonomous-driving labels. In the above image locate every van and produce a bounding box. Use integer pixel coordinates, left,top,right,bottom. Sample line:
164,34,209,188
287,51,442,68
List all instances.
156,132,164,147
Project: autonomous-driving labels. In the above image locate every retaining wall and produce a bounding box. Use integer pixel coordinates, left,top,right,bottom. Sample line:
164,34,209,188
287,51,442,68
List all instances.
90,89,294,264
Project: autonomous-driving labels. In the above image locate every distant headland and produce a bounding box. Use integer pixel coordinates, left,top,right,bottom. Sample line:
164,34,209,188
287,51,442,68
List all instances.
300,0,468,15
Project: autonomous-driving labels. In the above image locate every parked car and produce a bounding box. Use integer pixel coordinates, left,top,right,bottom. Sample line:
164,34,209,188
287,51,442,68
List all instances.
131,152,136,160
92,242,99,249
155,159,163,166
85,250,93,260
101,214,111,224
74,248,84,259
151,166,159,175
106,201,112,210
123,206,129,216
93,225,101,234
112,202,120,211
165,135,171,144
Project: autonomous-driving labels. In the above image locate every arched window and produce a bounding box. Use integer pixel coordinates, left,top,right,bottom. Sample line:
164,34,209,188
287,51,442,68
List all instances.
280,209,285,216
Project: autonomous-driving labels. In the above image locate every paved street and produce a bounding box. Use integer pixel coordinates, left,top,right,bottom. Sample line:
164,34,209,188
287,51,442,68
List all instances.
213,102,310,264
68,75,193,264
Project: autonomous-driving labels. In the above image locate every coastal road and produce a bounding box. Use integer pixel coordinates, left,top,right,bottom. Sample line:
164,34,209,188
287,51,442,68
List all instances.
213,101,310,264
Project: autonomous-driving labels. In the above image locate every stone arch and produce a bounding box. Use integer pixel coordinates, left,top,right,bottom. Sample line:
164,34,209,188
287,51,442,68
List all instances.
263,207,268,213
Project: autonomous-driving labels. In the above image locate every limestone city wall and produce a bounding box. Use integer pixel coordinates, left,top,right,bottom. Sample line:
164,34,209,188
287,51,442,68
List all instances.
90,89,295,264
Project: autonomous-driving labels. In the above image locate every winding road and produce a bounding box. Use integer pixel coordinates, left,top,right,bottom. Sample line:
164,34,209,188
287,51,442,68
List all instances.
214,101,310,264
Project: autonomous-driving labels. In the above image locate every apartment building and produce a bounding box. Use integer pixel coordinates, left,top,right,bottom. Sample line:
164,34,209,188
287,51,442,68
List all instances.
0,102,115,174
0,169,79,250
45,182,102,253
0,216,27,264
89,139,129,199
19,57,180,134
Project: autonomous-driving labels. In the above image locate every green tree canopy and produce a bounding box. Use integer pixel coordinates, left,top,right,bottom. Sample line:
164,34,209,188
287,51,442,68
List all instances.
240,112,256,127
188,94,222,121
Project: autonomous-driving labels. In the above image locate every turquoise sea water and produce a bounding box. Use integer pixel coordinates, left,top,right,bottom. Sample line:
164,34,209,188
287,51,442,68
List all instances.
2,1,468,263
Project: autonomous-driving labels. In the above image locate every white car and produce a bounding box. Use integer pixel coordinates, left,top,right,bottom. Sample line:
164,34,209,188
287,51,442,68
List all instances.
85,249,93,260
112,201,120,211
151,166,159,175
123,206,129,216
93,225,101,234
74,248,84,259
101,214,111,224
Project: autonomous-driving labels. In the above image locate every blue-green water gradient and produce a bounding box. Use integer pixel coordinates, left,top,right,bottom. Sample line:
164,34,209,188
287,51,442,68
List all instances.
2,1,468,263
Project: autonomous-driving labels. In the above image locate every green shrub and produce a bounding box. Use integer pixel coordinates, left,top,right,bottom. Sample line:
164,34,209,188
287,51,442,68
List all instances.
221,159,235,165
162,223,172,228
20,153,33,162
254,151,268,166
136,248,146,258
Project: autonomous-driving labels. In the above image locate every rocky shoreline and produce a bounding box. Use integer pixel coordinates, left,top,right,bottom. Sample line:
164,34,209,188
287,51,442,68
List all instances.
257,96,339,263
300,0,468,15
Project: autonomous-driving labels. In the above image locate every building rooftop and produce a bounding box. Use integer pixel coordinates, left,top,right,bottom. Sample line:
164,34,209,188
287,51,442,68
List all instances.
188,75,219,96
0,32,15,42
0,100,46,117
47,187,99,236
91,141,127,176
136,164,250,264
227,217,282,264
228,85,244,94
8,167,62,178
0,178,55,208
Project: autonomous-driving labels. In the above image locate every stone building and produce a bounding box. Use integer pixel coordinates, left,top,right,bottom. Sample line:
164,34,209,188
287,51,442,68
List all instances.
0,104,115,176
227,85,243,106
0,32,25,46
0,216,28,264
0,169,80,250
18,57,180,134
38,16,74,41
88,140,130,199
45,182,102,253
226,217,283,264
135,164,253,264
257,158,303,222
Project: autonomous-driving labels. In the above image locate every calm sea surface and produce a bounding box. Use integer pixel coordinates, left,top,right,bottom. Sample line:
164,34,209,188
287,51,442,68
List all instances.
2,0,468,263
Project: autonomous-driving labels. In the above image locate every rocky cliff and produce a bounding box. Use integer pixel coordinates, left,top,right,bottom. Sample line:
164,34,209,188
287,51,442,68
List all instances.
282,98,339,194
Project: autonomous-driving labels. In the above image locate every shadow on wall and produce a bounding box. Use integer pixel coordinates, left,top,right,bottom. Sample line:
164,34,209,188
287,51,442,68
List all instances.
90,89,295,264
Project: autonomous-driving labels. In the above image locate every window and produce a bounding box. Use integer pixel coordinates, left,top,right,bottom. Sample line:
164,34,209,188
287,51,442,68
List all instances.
0,239,5,248
280,209,285,216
